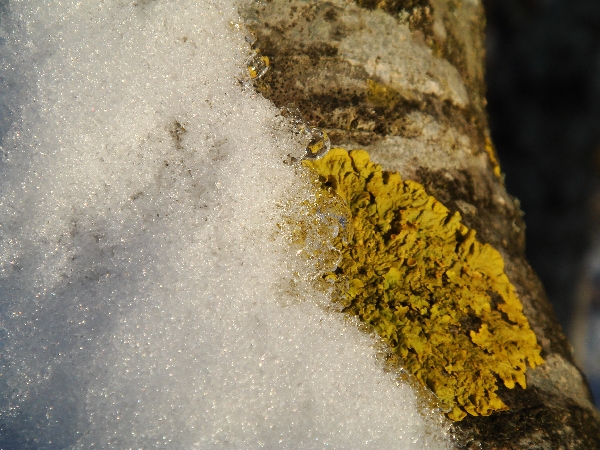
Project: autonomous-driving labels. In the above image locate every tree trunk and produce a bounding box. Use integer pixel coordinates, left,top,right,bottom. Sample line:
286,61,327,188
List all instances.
242,0,600,447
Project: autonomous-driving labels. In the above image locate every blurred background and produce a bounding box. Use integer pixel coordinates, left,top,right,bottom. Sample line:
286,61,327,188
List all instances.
484,0,600,407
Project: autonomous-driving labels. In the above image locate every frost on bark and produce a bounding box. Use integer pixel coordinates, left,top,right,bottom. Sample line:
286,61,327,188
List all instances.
242,0,600,447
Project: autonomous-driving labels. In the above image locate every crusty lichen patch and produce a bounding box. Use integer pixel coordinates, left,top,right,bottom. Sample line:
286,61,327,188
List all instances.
303,148,543,421
484,135,502,179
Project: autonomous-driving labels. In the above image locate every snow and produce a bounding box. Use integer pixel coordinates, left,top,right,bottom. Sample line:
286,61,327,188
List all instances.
0,1,452,448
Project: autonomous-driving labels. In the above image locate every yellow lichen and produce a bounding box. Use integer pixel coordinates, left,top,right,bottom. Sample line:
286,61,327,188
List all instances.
303,148,543,421
484,135,502,178
366,79,402,109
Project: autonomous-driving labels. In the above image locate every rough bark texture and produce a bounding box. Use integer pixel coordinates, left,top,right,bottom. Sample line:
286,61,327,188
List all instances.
242,0,600,447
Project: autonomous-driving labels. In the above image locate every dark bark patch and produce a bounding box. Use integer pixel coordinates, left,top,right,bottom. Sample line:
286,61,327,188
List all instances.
455,388,600,449
323,7,338,22
355,0,430,15
460,314,483,335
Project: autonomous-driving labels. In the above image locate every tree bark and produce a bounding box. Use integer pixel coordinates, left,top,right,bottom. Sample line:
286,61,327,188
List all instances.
242,0,600,447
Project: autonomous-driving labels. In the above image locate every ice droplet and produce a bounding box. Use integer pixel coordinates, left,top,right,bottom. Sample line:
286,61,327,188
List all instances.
246,52,269,80
245,30,257,47
304,127,330,160
280,107,331,160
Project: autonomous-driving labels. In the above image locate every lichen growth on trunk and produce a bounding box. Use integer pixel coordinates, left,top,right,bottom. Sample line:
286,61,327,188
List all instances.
304,148,543,421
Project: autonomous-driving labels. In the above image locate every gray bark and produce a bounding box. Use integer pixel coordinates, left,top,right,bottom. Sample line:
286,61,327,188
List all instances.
242,0,600,447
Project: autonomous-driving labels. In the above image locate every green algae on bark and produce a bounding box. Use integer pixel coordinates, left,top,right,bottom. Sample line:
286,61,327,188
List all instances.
303,148,543,421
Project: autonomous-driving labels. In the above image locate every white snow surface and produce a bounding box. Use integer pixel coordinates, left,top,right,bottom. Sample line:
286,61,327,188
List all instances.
0,1,452,448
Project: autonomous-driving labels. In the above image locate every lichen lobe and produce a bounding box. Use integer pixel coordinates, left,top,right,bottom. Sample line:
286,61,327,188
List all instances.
304,148,543,421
